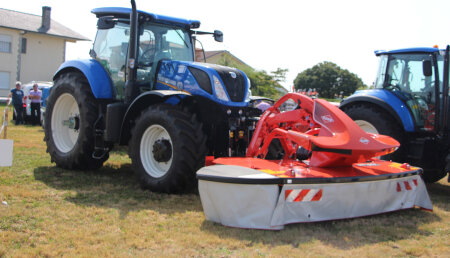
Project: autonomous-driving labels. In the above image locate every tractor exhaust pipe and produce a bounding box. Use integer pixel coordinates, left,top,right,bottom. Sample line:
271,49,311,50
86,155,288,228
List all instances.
125,0,138,104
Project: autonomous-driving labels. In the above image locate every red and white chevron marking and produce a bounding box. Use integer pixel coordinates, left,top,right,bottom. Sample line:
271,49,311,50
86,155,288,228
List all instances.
396,178,418,192
285,189,323,202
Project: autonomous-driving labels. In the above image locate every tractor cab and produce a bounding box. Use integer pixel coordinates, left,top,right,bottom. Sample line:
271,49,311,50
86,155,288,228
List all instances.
341,46,450,183
89,7,221,101
373,48,446,132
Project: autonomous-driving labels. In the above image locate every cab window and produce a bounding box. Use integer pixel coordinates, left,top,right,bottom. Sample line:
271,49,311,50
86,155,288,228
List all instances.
93,22,130,100
386,54,436,131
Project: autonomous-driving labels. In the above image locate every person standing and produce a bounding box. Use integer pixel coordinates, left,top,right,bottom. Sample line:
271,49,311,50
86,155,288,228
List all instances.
8,82,24,125
29,83,42,125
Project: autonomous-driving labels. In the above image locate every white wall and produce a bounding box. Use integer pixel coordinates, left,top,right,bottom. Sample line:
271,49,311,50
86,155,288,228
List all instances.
0,27,19,97
20,33,65,85
0,28,66,97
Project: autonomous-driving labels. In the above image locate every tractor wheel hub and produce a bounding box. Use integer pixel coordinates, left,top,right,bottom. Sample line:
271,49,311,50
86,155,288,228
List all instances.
152,139,172,162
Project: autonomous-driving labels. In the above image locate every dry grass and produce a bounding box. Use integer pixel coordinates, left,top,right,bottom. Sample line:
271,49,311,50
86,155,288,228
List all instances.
0,108,449,257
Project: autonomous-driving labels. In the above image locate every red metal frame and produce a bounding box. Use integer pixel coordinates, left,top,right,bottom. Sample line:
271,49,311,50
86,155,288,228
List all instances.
247,93,317,158
246,93,400,167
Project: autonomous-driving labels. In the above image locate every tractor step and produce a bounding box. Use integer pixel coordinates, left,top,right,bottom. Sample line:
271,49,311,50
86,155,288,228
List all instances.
92,111,109,160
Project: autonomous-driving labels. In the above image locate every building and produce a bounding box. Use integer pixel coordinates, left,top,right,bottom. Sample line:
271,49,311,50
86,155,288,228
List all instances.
195,49,252,70
0,7,88,96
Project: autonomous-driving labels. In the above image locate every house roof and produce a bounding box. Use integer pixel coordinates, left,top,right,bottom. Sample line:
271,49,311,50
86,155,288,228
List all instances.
203,50,251,68
204,50,225,59
0,8,89,41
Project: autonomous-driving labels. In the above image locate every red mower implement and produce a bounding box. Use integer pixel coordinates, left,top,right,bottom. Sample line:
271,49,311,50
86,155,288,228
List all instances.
197,93,432,230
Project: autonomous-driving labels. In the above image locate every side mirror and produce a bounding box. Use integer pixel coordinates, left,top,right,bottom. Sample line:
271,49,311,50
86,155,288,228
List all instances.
97,17,115,30
89,49,96,58
214,30,223,42
423,60,432,77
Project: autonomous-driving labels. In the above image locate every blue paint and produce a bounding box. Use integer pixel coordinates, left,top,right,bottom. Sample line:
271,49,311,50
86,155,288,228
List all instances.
155,60,250,107
91,7,201,29
375,47,441,56
41,87,50,107
54,59,114,99
348,89,415,132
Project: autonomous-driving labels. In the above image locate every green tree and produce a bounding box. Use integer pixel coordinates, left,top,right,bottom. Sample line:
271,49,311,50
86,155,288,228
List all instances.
248,70,280,99
271,68,289,83
217,54,286,100
293,61,364,98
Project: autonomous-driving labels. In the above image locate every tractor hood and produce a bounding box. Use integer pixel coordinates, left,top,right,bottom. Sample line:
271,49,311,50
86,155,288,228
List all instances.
154,60,251,107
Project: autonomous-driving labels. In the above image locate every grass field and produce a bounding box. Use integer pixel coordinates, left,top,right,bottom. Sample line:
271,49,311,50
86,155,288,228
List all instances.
0,106,449,257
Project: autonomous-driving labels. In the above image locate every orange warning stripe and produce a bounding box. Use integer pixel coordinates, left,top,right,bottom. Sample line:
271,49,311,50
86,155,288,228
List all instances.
285,189,323,202
396,178,419,192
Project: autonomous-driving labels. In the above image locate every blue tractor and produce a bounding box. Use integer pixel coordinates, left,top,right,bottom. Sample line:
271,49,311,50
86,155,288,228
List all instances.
341,46,450,183
44,1,260,193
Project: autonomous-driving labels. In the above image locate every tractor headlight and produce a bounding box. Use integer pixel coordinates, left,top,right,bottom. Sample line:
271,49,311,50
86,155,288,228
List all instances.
213,75,230,102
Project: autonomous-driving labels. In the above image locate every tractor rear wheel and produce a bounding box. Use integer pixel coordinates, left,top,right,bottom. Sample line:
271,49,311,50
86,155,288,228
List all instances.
342,104,447,183
44,72,109,170
342,104,404,161
129,104,207,193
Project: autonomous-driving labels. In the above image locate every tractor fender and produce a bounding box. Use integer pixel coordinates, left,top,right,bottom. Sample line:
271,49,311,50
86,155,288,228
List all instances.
53,59,114,99
119,90,191,144
340,89,415,132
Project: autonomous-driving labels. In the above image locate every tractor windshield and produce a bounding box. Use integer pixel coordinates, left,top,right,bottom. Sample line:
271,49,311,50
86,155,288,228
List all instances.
139,22,194,64
375,53,444,131
135,22,194,88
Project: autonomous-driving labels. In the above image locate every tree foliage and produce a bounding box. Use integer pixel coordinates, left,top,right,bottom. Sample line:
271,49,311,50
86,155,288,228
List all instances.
294,61,364,98
217,53,287,100
246,69,286,100
271,68,289,84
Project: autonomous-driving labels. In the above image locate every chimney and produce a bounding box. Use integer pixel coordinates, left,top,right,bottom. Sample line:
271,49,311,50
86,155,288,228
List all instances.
39,6,51,32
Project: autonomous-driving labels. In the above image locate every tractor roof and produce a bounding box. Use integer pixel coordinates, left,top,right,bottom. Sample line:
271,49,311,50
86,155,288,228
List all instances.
91,7,200,29
375,47,441,56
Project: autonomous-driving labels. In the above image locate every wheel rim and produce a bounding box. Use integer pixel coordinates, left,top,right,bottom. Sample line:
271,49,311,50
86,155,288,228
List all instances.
355,120,379,134
140,124,173,178
51,93,80,153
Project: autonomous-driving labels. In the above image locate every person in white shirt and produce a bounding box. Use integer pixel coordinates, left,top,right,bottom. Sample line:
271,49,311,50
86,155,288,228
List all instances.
29,83,42,125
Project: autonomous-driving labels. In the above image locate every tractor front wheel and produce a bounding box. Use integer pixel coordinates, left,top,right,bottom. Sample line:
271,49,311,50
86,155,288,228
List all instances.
129,104,206,193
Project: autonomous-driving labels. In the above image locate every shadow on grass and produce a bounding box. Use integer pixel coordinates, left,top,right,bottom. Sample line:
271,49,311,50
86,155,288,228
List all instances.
200,208,440,250
426,180,450,212
33,164,203,218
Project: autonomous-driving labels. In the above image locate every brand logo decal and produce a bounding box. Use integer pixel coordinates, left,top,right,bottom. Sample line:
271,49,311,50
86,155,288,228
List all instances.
229,71,237,79
359,137,369,144
321,115,334,123
355,163,379,167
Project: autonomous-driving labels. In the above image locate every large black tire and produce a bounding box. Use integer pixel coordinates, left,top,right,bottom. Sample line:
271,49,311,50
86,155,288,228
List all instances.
44,72,109,170
342,104,404,161
342,104,447,183
129,104,207,193
421,168,447,183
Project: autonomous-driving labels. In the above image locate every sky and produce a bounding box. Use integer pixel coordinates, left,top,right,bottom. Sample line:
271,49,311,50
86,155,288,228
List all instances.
3,0,450,90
